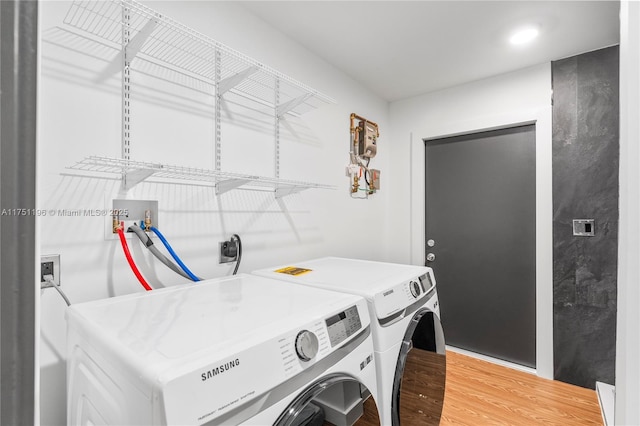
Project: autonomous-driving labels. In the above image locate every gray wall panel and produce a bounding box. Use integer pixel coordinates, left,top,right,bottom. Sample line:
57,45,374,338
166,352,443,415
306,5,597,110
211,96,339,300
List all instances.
1,1,38,424
552,46,619,389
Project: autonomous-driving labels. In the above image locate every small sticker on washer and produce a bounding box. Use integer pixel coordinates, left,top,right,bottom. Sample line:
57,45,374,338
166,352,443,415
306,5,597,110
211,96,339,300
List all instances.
274,267,312,276
360,354,373,370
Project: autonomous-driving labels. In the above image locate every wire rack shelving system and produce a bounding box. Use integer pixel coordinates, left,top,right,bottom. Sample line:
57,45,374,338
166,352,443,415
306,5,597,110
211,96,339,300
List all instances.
63,0,336,197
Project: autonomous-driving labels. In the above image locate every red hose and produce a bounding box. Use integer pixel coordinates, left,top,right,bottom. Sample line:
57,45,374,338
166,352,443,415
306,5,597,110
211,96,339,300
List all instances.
117,226,152,291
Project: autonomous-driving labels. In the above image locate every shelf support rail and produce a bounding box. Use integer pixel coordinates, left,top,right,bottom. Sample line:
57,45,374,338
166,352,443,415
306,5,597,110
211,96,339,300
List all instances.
122,2,132,191
274,78,281,181
214,47,222,171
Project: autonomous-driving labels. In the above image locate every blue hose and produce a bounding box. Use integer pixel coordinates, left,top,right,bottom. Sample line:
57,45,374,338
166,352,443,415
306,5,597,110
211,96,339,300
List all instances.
149,226,200,282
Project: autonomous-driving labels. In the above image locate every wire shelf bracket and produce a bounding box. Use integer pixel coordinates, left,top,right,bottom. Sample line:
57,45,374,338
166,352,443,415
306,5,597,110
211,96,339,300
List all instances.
275,186,306,199
215,178,254,196
123,168,156,190
277,93,313,118
124,17,158,62
218,66,259,96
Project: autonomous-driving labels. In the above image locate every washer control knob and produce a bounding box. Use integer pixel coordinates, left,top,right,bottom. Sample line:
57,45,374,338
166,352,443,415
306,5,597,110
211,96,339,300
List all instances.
410,280,422,298
295,330,319,362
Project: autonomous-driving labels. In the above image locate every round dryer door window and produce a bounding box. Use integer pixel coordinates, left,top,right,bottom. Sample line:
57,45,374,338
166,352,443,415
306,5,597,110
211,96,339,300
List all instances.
392,309,446,425
275,374,380,426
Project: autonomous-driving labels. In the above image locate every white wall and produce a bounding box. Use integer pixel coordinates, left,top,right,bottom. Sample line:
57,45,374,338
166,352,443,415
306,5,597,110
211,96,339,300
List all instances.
387,64,553,379
616,2,640,424
38,2,390,424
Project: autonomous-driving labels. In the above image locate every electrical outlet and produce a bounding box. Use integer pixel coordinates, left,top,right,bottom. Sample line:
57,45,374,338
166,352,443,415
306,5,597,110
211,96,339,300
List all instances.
219,240,238,264
107,199,158,238
41,254,60,287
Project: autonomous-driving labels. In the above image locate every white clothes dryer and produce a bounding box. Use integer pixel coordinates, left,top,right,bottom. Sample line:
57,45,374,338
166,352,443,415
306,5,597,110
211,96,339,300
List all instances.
253,257,446,426
66,274,381,425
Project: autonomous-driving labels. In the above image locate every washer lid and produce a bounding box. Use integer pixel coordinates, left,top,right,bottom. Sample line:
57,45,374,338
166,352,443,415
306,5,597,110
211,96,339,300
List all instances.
252,257,434,319
253,257,430,296
67,273,365,375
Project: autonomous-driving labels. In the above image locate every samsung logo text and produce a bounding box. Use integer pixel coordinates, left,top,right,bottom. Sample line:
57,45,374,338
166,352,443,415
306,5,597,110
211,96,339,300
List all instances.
201,359,240,381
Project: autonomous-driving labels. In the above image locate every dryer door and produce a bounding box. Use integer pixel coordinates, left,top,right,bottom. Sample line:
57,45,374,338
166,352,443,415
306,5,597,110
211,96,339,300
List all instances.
274,374,380,426
392,308,446,426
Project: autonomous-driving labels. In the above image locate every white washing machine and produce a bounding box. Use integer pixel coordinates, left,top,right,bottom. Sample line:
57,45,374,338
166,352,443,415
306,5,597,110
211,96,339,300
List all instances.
66,273,381,425
253,257,446,426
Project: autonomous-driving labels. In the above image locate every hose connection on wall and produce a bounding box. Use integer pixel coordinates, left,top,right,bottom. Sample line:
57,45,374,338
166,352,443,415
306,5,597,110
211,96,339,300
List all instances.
144,209,152,231
112,214,120,234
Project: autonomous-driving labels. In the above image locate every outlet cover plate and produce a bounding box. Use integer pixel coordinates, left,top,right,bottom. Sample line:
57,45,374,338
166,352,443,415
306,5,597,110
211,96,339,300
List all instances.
40,254,60,287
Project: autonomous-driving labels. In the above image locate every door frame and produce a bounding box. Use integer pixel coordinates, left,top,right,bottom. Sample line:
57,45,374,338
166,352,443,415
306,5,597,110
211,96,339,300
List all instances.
408,106,553,379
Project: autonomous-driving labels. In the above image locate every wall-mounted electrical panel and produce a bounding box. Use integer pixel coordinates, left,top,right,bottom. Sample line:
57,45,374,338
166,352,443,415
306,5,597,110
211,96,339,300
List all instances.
106,199,158,239
348,113,380,198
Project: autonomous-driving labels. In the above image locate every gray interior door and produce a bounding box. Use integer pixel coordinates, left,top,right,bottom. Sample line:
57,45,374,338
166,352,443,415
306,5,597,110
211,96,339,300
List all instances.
424,125,536,368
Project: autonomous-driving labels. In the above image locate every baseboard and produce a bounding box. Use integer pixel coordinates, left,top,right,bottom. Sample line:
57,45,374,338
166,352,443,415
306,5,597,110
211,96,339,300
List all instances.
445,345,537,375
596,381,615,426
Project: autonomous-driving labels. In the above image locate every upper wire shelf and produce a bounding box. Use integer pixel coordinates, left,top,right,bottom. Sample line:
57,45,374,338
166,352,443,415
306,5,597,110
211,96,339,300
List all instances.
63,0,335,116
67,156,337,198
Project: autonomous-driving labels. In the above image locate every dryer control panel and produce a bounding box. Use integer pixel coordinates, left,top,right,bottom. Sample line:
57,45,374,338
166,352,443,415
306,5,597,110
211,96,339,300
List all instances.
372,268,437,320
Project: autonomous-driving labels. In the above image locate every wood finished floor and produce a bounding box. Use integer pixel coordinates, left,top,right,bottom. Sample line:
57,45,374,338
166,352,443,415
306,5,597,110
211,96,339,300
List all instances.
351,350,602,426
440,351,603,425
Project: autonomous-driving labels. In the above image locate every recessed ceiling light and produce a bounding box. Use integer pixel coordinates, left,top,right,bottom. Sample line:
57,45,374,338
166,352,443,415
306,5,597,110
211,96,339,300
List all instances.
509,27,539,45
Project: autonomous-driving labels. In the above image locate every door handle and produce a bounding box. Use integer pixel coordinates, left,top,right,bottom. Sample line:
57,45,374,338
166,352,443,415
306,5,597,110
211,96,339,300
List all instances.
426,253,436,262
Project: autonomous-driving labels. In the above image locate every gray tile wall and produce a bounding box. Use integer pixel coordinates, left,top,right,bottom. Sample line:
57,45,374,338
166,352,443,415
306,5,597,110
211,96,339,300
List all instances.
552,46,619,389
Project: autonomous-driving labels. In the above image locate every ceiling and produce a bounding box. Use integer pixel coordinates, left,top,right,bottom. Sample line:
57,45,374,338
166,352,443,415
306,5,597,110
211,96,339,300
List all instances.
241,1,620,102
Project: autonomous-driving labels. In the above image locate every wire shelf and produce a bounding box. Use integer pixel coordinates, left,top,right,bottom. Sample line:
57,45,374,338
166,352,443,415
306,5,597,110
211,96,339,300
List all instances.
63,0,335,115
62,1,336,196
66,156,337,197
